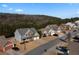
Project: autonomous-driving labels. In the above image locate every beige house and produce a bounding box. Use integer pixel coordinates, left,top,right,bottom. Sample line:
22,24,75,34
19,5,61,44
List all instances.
41,24,58,37
65,22,76,30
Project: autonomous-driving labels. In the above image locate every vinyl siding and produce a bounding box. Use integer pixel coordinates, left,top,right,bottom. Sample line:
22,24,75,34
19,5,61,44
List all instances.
15,30,22,42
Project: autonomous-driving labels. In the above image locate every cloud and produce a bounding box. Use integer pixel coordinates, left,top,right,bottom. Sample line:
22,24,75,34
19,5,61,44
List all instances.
15,9,23,12
8,8,13,10
2,4,8,7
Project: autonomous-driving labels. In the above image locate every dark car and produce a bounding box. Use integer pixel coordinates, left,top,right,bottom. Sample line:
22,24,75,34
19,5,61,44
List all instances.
53,34,58,36
56,46,69,55
73,36,79,42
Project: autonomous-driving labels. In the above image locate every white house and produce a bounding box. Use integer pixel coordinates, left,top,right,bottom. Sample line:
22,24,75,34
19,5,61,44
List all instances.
65,22,77,30
65,22,76,27
75,20,79,26
41,25,58,36
14,28,40,42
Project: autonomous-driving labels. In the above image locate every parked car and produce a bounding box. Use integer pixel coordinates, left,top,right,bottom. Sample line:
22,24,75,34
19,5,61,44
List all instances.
73,36,79,42
56,46,69,55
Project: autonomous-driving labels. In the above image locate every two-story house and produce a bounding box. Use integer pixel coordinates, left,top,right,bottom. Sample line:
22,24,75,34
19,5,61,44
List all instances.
14,28,40,42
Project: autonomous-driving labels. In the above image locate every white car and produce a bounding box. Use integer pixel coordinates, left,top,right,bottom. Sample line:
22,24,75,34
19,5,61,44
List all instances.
56,46,69,55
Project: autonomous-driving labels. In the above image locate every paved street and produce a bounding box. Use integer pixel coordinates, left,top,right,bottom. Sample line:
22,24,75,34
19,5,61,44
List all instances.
43,42,67,55
25,38,61,55
25,30,79,55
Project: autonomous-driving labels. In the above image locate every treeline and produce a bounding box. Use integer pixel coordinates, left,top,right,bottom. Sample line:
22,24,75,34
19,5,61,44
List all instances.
0,13,79,37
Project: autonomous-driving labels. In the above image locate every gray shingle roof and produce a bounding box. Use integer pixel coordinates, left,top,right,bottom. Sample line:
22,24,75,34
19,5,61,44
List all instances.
16,28,39,37
45,24,58,31
16,28,29,36
0,36,7,47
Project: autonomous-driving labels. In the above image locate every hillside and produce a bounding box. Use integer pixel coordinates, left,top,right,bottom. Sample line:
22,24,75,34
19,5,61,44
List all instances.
0,13,79,37
0,13,62,25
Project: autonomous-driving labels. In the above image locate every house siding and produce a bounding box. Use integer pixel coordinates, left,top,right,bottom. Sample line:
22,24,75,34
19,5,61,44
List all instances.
15,28,40,42
33,36,39,40
48,29,55,36
15,30,22,42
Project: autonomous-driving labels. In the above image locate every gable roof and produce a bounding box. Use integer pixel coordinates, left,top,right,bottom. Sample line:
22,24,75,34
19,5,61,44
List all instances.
65,22,75,27
0,36,7,47
16,28,29,36
75,20,79,23
75,20,79,25
45,24,58,31
15,28,39,37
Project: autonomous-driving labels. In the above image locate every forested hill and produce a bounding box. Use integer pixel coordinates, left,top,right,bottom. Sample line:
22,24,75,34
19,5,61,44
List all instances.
0,13,61,25
0,13,79,37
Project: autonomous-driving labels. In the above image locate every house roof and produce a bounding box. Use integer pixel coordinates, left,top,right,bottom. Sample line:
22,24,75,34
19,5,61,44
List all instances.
65,22,75,27
74,20,79,27
0,36,7,47
15,28,39,37
45,24,58,31
75,20,79,23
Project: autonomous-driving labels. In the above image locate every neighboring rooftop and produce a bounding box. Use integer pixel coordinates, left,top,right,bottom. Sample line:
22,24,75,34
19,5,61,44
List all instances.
0,36,7,47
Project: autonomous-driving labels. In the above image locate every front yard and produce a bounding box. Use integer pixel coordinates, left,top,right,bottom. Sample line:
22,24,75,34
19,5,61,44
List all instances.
4,36,57,55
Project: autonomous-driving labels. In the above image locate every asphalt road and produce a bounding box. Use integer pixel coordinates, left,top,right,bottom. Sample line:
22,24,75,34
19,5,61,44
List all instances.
25,30,79,55
25,38,61,55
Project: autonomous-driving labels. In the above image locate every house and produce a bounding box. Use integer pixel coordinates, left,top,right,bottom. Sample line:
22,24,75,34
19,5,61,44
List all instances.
75,20,79,27
14,28,40,42
41,24,58,37
75,20,79,25
0,36,14,52
57,24,65,33
57,24,68,33
65,22,76,30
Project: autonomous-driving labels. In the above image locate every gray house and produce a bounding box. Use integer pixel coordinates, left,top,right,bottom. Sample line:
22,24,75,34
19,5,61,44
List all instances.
41,25,58,36
14,28,40,42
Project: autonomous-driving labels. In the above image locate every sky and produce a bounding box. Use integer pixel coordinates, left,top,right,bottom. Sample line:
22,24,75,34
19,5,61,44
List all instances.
0,3,79,18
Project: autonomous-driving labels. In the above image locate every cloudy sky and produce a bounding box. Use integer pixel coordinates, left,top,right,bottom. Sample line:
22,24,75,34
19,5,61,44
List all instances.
0,3,79,18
